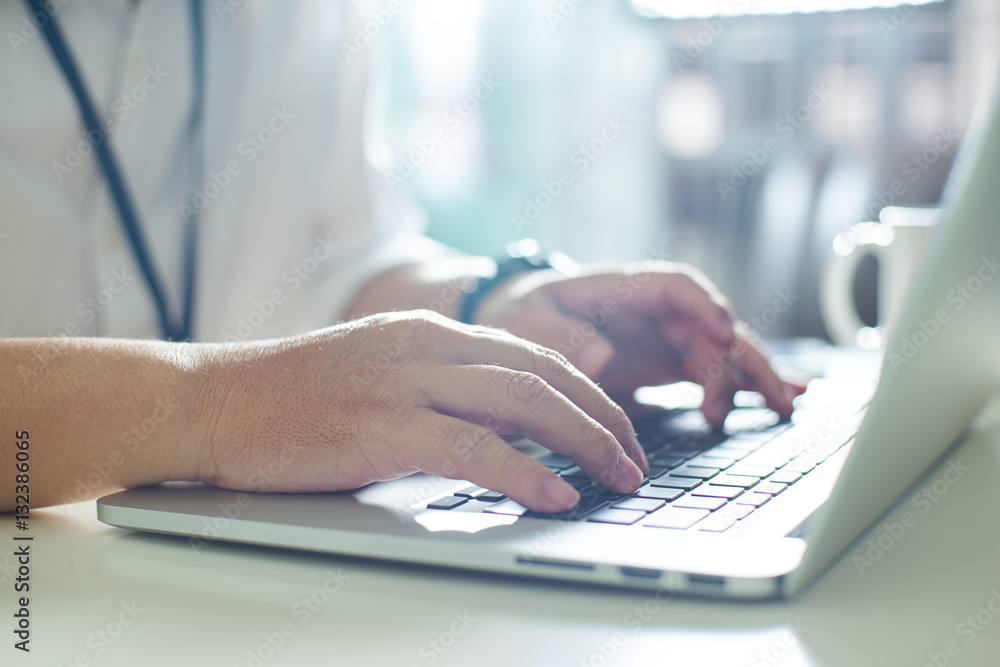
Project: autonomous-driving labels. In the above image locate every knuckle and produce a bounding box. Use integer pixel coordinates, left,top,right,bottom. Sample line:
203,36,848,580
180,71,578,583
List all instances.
503,370,551,405
399,309,451,336
532,345,573,379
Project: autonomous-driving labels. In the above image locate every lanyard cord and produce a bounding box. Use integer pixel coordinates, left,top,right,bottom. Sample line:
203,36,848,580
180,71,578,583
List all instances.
26,0,204,341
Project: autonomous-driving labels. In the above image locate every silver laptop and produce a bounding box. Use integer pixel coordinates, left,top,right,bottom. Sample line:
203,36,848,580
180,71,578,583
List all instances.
97,87,1000,600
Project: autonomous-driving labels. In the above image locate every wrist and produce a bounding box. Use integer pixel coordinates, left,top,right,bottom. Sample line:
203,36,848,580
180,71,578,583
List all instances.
458,240,575,324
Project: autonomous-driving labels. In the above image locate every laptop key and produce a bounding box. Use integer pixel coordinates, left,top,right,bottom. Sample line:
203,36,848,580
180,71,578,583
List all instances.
672,495,727,511
709,474,760,489
635,485,685,501
735,492,771,507
453,485,488,498
767,470,802,484
527,491,608,521
782,458,816,474
727,463,775,477
587,508,645,525
754,482,787,496
664,449,701,460
690,485,743,499
483,500,527,516
536,453,574,469
650,475,703,491
668,465,720,480
477,490,506,502
716,503,755,520
649,454,686,469
644,507,710,530
646,465,673,479
559,465,591,479
427,495,467,510
689,454,738,469
694,512,737,533
612,497,665,513
564,477,594,491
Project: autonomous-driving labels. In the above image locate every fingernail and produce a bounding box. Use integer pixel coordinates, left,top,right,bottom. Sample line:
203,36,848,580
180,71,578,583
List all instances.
617,450,643,490
627,431,649,473
543,477,580,510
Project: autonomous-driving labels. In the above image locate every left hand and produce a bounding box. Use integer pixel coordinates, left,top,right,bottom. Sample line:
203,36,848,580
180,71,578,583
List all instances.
474,261,801,428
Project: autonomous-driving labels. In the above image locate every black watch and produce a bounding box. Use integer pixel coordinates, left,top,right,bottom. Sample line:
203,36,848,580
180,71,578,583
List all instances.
458,240,564,324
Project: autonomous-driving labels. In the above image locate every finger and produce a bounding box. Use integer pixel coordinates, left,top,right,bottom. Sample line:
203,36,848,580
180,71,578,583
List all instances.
550,268,736,347
674,320,738,428
730,334,795,419
529,310,617,380
407,410,582,512
427,365,644,492
452,334,649,475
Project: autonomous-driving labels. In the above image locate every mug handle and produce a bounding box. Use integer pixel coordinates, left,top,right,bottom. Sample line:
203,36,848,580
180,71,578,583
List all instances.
819,222,895,347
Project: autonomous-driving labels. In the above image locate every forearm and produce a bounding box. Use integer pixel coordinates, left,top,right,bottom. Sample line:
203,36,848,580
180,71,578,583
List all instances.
346,256,496,321
1,337,216,511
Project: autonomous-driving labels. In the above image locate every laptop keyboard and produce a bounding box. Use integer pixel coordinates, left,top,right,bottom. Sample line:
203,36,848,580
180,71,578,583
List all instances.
423,407,855,534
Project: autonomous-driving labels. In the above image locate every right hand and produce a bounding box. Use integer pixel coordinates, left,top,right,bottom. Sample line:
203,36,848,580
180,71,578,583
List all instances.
199,310,648,513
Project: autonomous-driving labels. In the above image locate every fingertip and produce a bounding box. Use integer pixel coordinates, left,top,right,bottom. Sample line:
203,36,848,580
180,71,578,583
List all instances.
712,307,737,345
616,450,644,491
632,442,649,475
542,476,580,511
573,337,615,378
702,395,732,430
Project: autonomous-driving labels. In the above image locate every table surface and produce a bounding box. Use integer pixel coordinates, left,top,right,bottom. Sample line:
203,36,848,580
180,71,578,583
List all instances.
5,346,1000,667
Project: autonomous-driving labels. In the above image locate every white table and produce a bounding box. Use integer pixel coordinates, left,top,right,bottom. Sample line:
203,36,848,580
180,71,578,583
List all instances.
6,352,1000,667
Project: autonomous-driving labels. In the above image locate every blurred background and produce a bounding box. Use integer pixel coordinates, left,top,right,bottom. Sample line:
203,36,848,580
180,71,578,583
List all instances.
368,0,1000,339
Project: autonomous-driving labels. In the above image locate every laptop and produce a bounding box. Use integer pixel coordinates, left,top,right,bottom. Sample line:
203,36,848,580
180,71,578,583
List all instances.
97,86,1000,600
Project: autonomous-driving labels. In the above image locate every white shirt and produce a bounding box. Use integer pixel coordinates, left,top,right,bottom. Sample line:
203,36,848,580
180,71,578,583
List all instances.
0,0,444,341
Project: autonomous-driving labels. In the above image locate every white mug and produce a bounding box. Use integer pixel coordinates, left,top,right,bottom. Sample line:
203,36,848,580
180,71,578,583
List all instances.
820,206,939,348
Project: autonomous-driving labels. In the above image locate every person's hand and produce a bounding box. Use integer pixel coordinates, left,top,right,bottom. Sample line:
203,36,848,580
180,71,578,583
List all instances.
199,310,648,512
474,261,802,428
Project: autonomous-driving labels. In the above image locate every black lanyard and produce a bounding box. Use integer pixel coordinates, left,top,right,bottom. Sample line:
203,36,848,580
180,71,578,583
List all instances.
27,0,204,341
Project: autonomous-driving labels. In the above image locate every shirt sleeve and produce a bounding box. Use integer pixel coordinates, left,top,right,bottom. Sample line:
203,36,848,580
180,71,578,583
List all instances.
301,1,457,329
